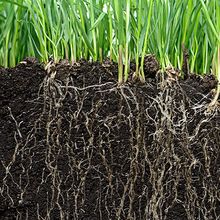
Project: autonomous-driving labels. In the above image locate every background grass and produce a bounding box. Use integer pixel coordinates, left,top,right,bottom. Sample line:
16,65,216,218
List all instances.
0,0,219,82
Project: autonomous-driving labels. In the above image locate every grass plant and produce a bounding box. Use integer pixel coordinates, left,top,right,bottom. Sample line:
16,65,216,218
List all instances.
0,2,220,218
0,0,219,85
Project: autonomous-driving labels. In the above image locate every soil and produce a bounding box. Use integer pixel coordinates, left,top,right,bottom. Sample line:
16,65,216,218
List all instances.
0,58,219,220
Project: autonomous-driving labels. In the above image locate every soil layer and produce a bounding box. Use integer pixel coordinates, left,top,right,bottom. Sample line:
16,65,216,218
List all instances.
0,59,219,220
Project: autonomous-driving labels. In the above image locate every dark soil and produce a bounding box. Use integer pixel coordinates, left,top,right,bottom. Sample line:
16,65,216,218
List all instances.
0,58,219,220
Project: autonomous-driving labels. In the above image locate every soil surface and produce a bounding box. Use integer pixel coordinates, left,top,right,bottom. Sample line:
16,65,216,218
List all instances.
0,58,219,220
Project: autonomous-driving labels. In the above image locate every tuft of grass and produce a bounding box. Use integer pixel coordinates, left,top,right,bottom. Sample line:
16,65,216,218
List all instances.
0,0,219,85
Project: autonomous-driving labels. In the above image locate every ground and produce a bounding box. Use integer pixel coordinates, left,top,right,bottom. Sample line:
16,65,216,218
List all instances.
0,58,219,220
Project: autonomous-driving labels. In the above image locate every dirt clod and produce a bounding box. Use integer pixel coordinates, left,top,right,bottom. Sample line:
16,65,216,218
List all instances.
143,55,160,77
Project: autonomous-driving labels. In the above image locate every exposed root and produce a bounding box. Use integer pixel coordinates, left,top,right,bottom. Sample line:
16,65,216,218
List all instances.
0,64,219,219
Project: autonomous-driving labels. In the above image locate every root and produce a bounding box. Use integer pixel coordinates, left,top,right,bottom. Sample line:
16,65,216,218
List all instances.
0,67,219,219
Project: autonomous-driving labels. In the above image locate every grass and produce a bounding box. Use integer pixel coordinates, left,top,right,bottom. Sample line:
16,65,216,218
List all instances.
0,0,219,85
0,2,219,218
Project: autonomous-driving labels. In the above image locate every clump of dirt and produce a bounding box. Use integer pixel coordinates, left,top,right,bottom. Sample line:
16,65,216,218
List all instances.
143,55,160,78
0,58,219,220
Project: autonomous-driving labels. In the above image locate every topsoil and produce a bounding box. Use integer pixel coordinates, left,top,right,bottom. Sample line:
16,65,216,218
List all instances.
0,57,219,220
